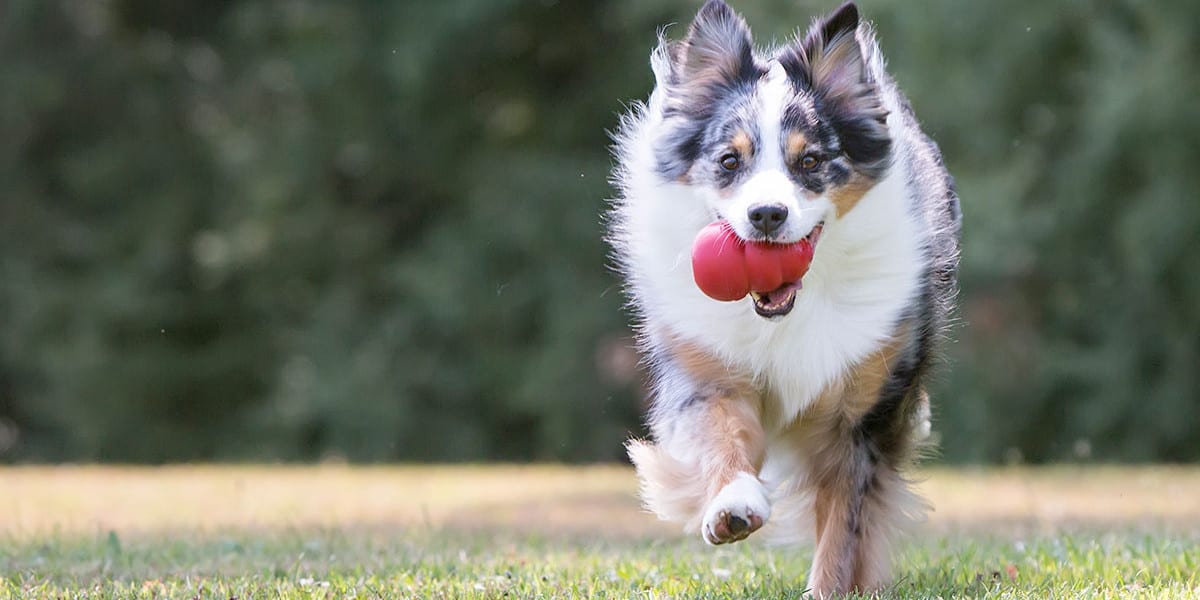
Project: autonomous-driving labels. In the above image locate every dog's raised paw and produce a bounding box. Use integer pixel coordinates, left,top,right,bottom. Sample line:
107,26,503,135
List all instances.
701,472,770,545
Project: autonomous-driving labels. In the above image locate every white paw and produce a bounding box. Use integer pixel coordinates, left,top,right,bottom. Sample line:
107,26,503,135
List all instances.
701,472,770,545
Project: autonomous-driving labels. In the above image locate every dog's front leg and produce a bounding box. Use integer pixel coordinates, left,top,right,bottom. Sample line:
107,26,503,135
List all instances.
628,382,769,545
691,388,769,545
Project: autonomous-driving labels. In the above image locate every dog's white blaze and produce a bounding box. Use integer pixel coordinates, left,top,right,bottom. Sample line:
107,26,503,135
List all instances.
757,60,788,172
718,60,827,245
615,73,924,430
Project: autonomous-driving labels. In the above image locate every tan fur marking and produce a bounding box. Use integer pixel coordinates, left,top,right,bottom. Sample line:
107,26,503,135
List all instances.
697,391,766,496
673,339,754,393
730,130,753,160
785,131,808,165
790,335,914,597
808,468,905,597
670,339,764,495
627,335,766,531
805,337,902,426
829,173,875,218
842,338,902,419
808,470,858,596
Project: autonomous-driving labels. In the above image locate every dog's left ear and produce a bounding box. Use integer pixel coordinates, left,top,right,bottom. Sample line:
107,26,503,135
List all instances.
781,2,890,168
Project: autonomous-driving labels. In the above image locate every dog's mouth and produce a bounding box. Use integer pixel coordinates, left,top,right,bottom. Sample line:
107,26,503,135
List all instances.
750,282,801,318
749,223,823,319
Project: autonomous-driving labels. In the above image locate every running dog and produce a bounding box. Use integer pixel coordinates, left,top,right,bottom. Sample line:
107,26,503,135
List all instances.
608,1,960,596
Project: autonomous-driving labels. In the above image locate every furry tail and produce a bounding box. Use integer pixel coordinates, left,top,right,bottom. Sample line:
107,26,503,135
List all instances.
626,439,706,531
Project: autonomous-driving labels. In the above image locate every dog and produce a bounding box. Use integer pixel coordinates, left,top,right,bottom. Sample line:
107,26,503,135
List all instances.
608,1,960,596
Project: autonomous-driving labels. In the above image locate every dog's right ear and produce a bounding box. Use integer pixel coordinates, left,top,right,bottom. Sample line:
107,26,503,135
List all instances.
669,0,756,88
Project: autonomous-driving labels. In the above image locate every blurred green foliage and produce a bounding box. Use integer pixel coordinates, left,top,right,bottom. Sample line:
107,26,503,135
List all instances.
0,0,1196,463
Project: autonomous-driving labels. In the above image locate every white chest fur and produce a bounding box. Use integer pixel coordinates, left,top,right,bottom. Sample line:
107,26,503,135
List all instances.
622,157,924,427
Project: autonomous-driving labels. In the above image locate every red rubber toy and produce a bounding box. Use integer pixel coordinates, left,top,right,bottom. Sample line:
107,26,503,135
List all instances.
690,221,814,302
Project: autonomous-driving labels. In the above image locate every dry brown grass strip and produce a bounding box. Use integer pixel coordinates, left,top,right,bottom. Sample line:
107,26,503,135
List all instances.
1,465,1197,539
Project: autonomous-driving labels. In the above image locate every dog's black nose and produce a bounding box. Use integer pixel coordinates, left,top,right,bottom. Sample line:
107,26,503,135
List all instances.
748,203,788,236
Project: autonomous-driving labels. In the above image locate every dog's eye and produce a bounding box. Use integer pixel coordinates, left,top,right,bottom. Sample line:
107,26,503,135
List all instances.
719,154,741,171
800,153,821,171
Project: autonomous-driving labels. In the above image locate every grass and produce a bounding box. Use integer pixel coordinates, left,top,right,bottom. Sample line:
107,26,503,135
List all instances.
1,465,1198,598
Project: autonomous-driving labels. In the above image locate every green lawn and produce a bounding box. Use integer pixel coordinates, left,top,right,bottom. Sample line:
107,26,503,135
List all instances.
1,466,1198,598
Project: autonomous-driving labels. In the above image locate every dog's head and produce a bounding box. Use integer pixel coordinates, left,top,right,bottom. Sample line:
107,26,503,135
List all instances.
653,1,892,317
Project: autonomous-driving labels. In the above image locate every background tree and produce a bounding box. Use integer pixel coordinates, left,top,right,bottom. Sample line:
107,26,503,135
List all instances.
1,0,1196,463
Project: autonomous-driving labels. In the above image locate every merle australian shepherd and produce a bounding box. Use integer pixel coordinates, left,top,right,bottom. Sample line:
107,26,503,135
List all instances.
608,1,961,596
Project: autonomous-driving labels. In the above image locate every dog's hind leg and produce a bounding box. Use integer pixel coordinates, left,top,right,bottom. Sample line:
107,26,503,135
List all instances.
803,434,923,597
628,341,768,545
799,340,932,598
